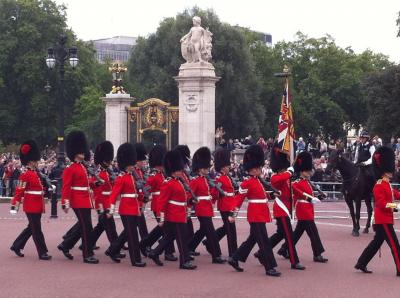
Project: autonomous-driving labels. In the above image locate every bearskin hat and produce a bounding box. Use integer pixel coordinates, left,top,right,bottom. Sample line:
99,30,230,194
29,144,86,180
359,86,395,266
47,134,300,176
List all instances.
19,140,40,166
164,149,185,177
214,149,231,172
134,143,147,161
117,143,137,170
243,145,265,171
294,151,313,173
192,147,212,172
94,141,114,165
270,142,290,172
373,146,395,178
149,145,167,168
174,144,191,165
66,131,88,161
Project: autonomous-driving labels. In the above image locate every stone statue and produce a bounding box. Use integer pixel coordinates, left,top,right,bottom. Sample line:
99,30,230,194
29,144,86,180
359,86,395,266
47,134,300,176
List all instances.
180,16,213,63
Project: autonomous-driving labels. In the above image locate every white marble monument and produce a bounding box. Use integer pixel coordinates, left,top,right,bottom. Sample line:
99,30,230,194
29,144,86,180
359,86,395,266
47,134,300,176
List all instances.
175,16,220,153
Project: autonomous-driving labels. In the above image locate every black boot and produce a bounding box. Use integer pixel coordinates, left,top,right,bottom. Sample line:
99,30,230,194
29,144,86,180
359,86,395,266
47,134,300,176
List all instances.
266,268,281,277
105,249,121,263
180,261,197,270
132,261,146,267
228,257,243,272
148,251,164,266
313,255,328,263
277,248,289,259
57,244,73,260
212,256,227,264
84,256,99,264
165,253,178,261
39,253,52,260
291,263,306,270
354,264,373,273
189,251,200,256
10,246,24,257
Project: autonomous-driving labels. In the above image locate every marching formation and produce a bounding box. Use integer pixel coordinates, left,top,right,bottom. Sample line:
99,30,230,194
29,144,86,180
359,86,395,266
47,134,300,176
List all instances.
8,130,400,277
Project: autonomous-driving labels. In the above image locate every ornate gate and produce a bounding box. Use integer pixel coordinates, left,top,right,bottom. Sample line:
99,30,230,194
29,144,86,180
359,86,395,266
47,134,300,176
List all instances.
127,98,179,149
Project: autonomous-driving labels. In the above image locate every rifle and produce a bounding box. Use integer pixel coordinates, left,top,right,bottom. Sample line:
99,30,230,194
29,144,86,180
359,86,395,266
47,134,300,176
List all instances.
229,175,240,191
179,176,198,203
258,177,281,197
132,168,151,202
309,180,327,200
206,175,226,197
106,167,117,184
83,161,104,186
37,170,56,193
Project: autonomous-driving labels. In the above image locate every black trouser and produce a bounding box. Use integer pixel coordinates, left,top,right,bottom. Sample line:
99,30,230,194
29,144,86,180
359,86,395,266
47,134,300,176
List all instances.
189,216,222,259
232,222,277,271
280,220,325,257
152,222,190,266
12,213,48,256
61,208,94,259
63,222,80,239
214,211,237,257
138,210,148,239
108,215,141,265
187,216,194,239
90,213,118,248
140,213,175,255
356,224,400,274
269,217,299,265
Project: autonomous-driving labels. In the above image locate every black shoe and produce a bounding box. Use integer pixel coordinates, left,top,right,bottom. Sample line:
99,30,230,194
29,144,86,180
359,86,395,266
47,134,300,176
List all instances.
228,257,243,272
57,244,73,260
139,244,149,257
291,263,306,270
202,240,212,254
313,255,328,263
148,252,164,266
132,261,146,267
354,264,372,274
277,248,289,260
122,245,129,250
266,268,281,277
84,256,99,264
189,251,200,256
39,253,52,261
165,254,178,261
116,253,126,259
188,255,195,261
212,256,227,264
10,246,24,257
105,250,121,263
253,251,260,259
180,261,197,270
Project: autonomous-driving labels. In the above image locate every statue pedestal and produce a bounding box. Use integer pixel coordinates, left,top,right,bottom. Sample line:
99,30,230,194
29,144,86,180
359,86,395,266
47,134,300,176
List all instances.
101,94,134,150
174,62,220,153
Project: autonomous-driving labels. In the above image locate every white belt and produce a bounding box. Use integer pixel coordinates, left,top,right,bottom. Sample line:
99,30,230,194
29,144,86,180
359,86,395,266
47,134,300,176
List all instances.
224,192,235,197
121,194,139,198
297,200,310,204
25,191,43,195
152,192,160,195
168,200,187,206
71,187,89,191
248,199,268,203
102,191,111,195
197,196,212,201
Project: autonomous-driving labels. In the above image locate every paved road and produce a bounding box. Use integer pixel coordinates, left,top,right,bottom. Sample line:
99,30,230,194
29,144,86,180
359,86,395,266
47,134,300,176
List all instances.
0,202,399,298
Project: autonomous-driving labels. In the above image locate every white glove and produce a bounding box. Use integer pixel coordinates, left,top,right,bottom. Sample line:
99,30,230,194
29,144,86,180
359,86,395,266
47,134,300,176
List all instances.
48,184,56,193
287,167,294,174
311,197,321,204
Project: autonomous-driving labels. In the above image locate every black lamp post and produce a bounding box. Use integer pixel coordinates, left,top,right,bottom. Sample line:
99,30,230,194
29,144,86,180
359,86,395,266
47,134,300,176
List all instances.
45,34,78,161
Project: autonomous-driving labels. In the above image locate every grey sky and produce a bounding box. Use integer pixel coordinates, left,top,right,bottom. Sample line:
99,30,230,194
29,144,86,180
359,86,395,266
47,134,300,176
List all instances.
55,0,400,62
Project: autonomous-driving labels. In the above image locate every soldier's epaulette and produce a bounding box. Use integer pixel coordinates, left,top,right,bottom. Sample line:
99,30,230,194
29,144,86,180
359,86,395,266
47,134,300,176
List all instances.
376,179,382,185
65,164,72,169
164,177,172,182
149,172,157,177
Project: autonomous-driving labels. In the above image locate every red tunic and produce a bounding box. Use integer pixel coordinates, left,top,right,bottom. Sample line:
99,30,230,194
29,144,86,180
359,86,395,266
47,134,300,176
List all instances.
158,177,188,223
271,171,292,218
61,162,92,209
190,176,217,217
146,170,165,217
109,172,141,216
237,176,272,223
11,168,45,213
292,178,314,221
373,179,400,225
215,173,237,212
91,169,113,211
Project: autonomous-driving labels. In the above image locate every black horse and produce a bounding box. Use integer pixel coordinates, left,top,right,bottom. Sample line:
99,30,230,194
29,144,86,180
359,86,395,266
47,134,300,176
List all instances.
326,150,374,237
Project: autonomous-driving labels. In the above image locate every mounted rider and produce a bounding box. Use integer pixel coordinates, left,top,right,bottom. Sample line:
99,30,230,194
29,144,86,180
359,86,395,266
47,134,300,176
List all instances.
354,130,376,186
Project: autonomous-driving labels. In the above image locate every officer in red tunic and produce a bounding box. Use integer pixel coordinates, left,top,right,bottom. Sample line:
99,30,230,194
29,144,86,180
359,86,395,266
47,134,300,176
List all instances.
57,131,99,264
203,149,238,257
188,147,226,264
278,151,328,263
139,145,177,261
133,143,149,242
267,144,305,270
10,140,51,260
89,141,122,257
148,149,196,270
105,143,146,267
228,145,281,277
355,146,400,276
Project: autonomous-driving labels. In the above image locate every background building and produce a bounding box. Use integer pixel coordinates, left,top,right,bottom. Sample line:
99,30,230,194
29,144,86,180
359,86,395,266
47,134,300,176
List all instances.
91,36,137,63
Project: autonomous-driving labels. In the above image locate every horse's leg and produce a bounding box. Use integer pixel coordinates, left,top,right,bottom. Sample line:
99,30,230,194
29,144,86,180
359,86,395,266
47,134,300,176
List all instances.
354,198,361,237
363,195,373,234
345,195,358,236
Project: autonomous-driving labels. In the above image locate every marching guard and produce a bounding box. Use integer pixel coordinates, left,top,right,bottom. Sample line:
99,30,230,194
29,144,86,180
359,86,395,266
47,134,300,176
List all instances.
10,140,51,260
188,147,226,264
57,131,99,264
140,145,177,261
148,149,196,269
278,151,328,263
228,145,281,277
105,143,146,267
355,146,400,276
